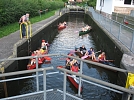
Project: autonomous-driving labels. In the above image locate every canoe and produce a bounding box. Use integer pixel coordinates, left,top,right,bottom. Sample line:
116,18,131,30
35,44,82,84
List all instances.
75,51,116,69
57,66,82,92
58,25,66,30
27,56,51,70
79,29,92,36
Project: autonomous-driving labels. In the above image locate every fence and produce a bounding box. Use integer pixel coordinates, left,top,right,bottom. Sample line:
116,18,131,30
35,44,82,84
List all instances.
88,7,134,53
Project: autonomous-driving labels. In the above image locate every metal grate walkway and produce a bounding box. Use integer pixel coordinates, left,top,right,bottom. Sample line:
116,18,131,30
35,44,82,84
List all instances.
10,89,83,100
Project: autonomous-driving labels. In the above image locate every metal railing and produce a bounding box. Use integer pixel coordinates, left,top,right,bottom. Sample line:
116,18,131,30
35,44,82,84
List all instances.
0,54,134,100
20,21,32,39
88,7,134,53
58,67,134,100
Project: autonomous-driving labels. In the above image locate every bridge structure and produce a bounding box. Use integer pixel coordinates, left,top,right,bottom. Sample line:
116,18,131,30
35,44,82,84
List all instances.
0,54,134,100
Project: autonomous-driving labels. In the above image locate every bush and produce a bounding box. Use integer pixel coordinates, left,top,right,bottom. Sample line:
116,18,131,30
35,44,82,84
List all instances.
0,0,64,27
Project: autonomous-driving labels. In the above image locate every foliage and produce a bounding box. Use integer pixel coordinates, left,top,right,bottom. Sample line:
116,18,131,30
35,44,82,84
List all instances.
0,10,56,38
87,0,96,8
62,0,68,3
76,0,96,8
0,0,64,27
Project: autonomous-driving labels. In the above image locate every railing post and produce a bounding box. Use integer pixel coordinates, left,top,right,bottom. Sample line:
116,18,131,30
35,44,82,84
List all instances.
128,86,134,100
104,16,106,28
43,69,46,100
98,13,100,22
78,61,83,96
130,31,134,51
110,20,112,33
118,24,122,40
63,71,67,100
36,57,39,92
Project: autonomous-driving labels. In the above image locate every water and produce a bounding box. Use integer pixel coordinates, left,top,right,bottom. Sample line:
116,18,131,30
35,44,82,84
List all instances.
7,17,121,100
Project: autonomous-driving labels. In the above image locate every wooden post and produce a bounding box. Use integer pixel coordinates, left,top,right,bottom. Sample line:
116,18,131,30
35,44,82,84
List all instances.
0,67,8,97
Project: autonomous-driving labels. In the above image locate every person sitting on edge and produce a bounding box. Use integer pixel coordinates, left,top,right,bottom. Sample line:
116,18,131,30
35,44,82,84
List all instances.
41,40,48,50
79,45,87,56
98,52,108,64
85,47,96,60
19,13,30,38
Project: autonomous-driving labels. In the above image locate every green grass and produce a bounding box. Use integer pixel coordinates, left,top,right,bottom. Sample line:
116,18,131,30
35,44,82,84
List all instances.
0,10,56,38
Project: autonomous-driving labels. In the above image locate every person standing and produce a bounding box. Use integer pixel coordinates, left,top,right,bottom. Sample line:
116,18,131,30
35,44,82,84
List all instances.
19,13,30,38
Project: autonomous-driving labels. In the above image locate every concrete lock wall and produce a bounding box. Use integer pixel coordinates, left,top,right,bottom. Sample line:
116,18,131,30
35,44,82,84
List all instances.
84,12,130,87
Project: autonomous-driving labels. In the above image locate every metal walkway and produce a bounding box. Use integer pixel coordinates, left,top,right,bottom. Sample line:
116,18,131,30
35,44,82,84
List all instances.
11,89,83,100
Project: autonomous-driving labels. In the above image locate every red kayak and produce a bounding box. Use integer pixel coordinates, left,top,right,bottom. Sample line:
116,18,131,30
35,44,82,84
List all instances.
27,56,51,70
57,66,82,92
67,74,82,92
58,25,66,30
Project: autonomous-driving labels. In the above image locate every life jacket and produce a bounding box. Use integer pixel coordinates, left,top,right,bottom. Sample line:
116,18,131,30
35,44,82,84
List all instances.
98,54,105,60
71,66,79,72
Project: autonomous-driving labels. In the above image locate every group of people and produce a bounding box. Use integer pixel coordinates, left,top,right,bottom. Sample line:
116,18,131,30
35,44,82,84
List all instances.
28,40,49,65
77,45,108,64
65,53,80,73
81,25,91,32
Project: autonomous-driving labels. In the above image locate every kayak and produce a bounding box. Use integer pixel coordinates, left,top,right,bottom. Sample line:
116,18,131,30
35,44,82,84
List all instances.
79,29,92,36
27,56,51,70
57,66,82,92
58,25,66,30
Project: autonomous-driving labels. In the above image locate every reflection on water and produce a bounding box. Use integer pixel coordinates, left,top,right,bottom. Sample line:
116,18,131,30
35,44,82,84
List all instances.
7,17,121,100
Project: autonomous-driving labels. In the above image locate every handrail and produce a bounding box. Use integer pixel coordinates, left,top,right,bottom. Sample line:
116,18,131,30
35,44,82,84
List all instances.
20,21,32,39
0,53,133,73
88,7,134,53
0,67,53,77
57,67,134,95
0,53,133,99
61,54,133,73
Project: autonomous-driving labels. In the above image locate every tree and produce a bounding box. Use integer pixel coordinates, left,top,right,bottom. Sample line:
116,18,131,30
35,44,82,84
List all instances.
62,0,68,3
87,0,96,8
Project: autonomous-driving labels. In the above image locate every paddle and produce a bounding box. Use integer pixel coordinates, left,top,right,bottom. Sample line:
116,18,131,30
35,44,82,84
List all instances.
105,60,114,62
69,50,79,53
57,66,65,68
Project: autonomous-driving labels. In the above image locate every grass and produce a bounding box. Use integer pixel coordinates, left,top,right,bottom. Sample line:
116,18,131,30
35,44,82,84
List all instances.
0,10,56,38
